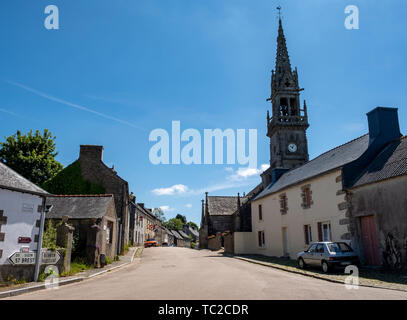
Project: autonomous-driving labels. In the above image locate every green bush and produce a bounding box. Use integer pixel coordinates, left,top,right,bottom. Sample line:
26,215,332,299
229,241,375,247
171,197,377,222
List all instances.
42,220,58,251
105,256,112,265
42,160,105,195
114,255,120,262
190,242,196,249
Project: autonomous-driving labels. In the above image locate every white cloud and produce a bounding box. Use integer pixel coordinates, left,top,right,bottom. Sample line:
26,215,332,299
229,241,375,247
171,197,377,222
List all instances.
185,204,192,208
228,164,270,181
152,184,189,196
160,205,175,212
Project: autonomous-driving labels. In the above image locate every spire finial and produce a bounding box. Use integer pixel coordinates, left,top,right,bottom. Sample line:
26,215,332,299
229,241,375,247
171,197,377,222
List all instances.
277,5,282,20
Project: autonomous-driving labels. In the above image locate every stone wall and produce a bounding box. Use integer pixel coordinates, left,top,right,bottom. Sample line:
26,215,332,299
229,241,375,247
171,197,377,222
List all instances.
78,145,129,254
223,233,234,254
208,233,222,251
209,215,233,235
348,175,407,270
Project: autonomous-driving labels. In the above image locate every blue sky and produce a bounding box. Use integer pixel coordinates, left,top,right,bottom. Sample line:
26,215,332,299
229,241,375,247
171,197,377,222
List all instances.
0,0,406,225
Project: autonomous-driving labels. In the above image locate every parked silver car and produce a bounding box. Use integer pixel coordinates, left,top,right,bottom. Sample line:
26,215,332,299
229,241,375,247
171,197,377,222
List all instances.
297,242,359,273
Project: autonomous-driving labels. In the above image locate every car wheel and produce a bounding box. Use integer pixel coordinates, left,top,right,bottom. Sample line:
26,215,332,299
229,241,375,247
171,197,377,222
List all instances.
321,261,330,273
298,258,306,269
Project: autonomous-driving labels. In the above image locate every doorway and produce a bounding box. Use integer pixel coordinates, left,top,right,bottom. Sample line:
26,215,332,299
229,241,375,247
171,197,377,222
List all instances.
360,215,381,266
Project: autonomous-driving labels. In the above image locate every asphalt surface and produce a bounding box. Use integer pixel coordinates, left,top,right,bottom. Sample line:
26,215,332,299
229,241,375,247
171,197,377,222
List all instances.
6,247,407,300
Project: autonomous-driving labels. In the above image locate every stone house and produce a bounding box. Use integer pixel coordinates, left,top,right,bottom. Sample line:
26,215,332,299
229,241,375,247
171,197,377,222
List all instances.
46,194,118,265
171,230,184,247
43,145,130,255
237,107,403,261
178,230,191,248
183,225,199,243
0,162,49,282
345,134,407,269
199,193,247,249
129,194,146,246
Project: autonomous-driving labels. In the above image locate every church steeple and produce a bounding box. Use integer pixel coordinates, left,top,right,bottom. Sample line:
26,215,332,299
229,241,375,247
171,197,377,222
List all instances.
266,12,310,170
274,18,292,83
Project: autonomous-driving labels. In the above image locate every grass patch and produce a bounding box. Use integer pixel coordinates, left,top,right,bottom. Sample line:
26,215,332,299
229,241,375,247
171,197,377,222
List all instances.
60,257,93,277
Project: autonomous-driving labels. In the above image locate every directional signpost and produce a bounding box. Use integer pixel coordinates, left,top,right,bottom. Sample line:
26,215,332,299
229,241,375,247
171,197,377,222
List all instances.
8,250,61,265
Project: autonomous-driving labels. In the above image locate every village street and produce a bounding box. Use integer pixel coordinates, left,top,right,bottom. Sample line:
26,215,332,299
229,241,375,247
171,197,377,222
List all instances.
5,247,407,300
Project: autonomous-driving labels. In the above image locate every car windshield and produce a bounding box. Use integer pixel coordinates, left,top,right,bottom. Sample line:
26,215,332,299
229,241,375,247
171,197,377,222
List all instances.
327,242,353,253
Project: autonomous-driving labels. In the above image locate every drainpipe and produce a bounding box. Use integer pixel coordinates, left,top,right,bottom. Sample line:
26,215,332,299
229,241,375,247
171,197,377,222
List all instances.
34,200,53,282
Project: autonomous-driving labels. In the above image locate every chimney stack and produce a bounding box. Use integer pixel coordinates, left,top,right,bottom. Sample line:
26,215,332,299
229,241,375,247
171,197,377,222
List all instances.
79,145,104,162
367,107,401,145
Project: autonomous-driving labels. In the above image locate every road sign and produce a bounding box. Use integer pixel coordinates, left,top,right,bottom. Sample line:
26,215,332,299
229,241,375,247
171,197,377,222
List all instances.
41,250,61,264
8,252,36,265
8,250,61,265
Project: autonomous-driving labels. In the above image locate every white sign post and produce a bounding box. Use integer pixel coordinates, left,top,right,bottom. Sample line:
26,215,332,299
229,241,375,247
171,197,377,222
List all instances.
9,250,61,265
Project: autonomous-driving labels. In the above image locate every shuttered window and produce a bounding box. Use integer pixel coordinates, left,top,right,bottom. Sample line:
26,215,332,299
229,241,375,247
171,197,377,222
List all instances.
304,225,312,245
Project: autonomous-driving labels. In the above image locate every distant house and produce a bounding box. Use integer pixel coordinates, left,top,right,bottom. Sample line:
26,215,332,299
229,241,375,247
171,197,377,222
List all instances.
183,225,199,242
171,230,184,247
46,195,118,265
129,194,146,247
199,193,247,249
178,230,191,248
0,162,49,282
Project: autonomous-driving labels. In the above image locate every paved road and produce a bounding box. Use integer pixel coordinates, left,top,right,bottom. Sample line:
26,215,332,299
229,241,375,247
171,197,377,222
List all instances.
7,247,407,300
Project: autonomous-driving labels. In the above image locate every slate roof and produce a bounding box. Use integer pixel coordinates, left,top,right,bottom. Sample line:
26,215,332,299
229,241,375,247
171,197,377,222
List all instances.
188,226,199,237
255,134,370,200
170,230,183,240
46,195,114,219
0,162,49,196
352,136,407,188
207,196,248,216
178,230,190,240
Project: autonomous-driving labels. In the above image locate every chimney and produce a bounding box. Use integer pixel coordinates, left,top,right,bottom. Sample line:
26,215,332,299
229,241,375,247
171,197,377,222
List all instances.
367,107,401,144
79,145,104,161
139,203,145,209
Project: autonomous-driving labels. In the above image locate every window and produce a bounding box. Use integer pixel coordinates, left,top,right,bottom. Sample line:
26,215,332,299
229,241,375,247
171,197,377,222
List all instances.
258,231,265,248
327,242,353,253
106,221,114,244
279,193,288,214
318,222,332,241
258,205,263,220
304,225,312,245
307,243,317,252
301,185,313,209
316,244,325,253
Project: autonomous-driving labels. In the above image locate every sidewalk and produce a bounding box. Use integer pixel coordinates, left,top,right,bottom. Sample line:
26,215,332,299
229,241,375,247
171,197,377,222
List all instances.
0,246,143,299
225,253,407,293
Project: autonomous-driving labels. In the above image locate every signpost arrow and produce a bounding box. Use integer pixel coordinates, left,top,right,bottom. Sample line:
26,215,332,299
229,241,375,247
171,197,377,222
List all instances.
8,250,61,265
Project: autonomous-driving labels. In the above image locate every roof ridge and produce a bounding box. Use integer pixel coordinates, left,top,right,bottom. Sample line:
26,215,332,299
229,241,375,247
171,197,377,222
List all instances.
0,161,48,194
48,194,113,198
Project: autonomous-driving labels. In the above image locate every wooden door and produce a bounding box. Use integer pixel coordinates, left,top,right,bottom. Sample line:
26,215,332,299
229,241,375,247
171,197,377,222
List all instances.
360,215,381,266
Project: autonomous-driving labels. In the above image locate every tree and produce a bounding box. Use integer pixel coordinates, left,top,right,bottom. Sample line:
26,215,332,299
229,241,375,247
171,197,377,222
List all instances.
153,208,166,222
187,221,199,230
164,218,183,230
0,129,63,186
175,214,187,224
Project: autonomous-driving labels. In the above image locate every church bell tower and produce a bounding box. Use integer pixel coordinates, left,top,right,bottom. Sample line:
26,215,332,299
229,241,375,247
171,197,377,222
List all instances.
267,15,309,170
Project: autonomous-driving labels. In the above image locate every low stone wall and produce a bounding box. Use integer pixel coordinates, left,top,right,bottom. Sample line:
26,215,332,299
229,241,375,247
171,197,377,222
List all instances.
234,232,255,255
224,233,234,254
208,233,222,251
